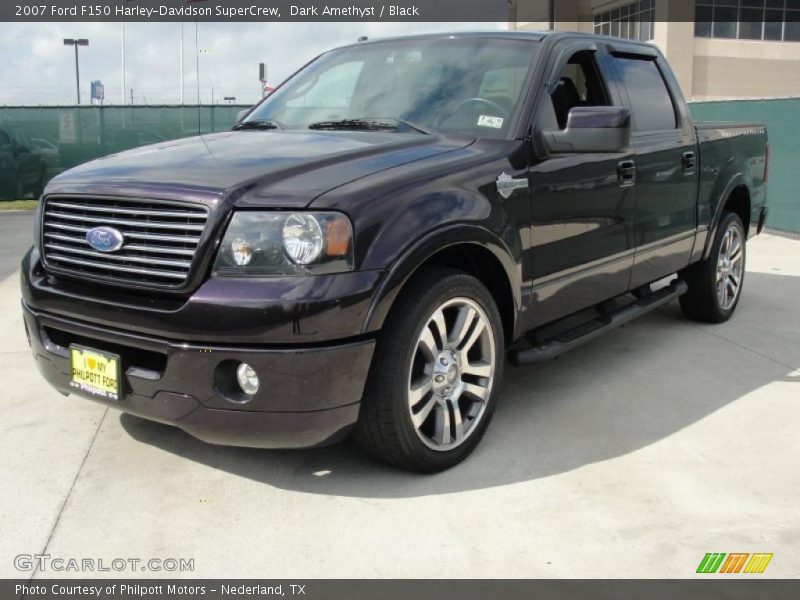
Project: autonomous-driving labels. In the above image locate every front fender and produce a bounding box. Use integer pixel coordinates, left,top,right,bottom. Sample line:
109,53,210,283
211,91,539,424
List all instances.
310,139,529,338
362,224,521,335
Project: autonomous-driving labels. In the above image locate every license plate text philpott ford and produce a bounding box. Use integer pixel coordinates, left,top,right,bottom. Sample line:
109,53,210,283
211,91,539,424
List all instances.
69,346,120,400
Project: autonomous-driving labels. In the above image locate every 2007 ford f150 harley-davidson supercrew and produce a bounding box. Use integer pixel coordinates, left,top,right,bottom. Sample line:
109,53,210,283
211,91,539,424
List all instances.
21,32,768,472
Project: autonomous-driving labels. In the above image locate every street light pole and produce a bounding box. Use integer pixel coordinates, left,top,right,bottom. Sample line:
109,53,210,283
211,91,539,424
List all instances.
63,38,89,105
122,20,127,104
180,20,185,104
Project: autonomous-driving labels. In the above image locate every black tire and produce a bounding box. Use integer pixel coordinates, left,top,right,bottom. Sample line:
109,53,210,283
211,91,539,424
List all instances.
354,267,505,473
679,211,746,323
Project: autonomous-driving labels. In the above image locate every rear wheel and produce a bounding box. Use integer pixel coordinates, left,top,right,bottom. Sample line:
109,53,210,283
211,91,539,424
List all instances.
680,211,746,322
354,267,504,472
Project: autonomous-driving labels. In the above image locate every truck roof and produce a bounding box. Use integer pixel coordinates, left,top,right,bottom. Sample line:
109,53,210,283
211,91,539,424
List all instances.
344,30,657,49
354,30,549,45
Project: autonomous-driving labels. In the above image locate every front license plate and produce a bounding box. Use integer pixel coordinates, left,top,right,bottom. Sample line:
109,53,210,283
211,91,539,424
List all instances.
69,345,121,401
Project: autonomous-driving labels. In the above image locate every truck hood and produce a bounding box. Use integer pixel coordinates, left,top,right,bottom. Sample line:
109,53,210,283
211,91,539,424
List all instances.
45,130,472,207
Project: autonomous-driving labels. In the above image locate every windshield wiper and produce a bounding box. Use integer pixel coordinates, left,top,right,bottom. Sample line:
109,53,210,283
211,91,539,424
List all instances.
309,118,397,131
232,119,281,131
308,118,431,134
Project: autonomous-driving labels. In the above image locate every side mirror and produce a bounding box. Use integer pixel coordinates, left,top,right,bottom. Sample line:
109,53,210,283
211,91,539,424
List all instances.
543,106,631,153
236,108,251,124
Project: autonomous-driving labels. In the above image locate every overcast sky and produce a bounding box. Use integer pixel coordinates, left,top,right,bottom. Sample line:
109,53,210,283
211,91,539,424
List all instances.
0,21,506,106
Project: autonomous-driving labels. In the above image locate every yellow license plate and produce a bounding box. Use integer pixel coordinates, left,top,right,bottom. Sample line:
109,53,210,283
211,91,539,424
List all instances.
70,345,121,401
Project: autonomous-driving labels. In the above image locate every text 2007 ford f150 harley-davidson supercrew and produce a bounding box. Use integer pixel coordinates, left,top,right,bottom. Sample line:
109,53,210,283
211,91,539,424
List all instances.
22,32,768,471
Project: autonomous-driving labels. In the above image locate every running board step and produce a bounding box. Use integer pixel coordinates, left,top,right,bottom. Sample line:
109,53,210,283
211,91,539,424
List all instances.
508,279,688,366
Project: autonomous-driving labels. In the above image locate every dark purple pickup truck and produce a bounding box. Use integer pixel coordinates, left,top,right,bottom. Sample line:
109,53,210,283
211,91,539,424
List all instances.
21,31,768,472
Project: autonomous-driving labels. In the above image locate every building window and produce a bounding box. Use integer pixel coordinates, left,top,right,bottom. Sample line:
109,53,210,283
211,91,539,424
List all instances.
695,0,800,42
593,0,656,42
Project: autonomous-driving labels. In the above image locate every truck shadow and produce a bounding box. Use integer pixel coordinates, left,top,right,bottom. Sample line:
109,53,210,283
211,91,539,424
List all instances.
121,271,798,498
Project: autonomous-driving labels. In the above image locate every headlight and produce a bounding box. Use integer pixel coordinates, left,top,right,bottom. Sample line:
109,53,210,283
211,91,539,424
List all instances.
213,211,354,277
282,213,323,265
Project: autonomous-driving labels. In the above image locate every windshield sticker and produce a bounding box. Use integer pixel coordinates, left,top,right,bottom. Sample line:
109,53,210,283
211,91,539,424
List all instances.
477,115,504,129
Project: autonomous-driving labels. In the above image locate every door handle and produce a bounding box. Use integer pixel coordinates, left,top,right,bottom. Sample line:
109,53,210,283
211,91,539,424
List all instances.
682,151,696,173
617,160,636,187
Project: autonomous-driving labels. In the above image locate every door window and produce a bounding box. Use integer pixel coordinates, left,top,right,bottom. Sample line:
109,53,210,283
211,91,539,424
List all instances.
549,50,611,130
613,56,677,132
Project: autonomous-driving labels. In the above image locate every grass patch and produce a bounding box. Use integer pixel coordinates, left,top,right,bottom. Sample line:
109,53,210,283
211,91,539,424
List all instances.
0,200,38,211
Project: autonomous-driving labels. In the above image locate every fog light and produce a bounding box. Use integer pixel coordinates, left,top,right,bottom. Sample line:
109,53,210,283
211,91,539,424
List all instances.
236,362,260,395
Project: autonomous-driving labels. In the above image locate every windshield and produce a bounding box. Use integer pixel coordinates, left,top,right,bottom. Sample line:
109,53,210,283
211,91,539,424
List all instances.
243,37,540,139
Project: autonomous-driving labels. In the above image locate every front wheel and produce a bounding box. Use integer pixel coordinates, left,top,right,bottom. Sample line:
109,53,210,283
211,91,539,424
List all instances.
354,267,504,472
680,211,746,323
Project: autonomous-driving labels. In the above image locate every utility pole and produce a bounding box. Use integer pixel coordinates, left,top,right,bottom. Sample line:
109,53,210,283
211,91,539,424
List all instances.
259,62,267,98
121,20,126,104
195,21,200,105
63,38,89,105
180,20,185,104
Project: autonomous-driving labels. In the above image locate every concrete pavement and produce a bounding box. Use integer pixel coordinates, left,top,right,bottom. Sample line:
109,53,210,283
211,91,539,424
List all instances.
1,228,798,579
0,211,33,280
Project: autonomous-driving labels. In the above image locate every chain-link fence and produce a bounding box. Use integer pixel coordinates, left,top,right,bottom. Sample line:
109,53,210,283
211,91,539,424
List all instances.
0,105,249,200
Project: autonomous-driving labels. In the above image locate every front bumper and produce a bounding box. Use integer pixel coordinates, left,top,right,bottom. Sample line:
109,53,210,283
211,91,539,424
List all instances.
22,302,374,448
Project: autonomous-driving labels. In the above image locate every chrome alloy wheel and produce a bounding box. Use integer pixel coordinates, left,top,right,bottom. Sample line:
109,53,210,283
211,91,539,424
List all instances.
407,297,497,451
716,222,744,311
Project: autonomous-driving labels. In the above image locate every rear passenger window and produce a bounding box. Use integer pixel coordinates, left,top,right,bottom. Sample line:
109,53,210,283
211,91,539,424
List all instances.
613,56,677,132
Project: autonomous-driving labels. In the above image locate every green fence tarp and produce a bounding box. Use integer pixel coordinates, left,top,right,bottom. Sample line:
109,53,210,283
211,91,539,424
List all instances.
0,105,247,200
1,100,798,233
690,97,799,234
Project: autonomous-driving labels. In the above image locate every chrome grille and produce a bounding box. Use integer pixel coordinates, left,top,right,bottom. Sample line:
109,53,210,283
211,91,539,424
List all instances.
41,196,209,288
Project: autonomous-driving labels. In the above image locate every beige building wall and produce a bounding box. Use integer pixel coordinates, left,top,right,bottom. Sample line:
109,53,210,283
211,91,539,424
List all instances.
691,39,800,100
511,0,800,101
650,1,695,97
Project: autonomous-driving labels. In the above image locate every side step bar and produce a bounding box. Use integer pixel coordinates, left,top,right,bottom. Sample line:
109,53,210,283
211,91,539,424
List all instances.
508,279,688,366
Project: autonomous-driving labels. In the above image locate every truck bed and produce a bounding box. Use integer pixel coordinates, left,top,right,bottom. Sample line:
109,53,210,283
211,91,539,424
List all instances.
693,121,768,238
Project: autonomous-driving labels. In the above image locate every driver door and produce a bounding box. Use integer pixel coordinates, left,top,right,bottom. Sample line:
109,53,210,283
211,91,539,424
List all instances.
527,40,636,328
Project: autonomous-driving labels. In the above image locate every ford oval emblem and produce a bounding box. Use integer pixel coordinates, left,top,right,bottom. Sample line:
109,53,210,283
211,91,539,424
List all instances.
85,226,124,253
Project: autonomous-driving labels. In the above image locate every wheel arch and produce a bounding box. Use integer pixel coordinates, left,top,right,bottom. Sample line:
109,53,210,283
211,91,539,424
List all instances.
703,178,751,261
363,225,521,344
